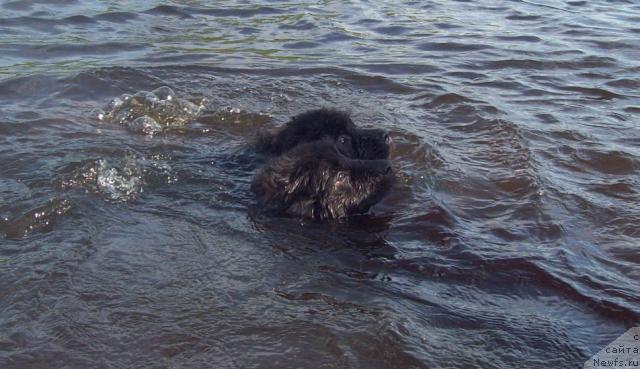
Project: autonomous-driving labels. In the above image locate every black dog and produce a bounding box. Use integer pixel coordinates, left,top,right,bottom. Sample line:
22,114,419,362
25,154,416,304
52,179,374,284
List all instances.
251,140,394,220
256,108,391,160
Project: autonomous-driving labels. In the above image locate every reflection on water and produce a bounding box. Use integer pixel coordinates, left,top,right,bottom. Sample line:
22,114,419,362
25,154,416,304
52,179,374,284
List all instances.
1,0,639,368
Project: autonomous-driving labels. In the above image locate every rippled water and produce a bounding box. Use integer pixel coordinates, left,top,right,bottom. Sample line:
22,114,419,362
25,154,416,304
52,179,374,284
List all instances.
1,1,639,368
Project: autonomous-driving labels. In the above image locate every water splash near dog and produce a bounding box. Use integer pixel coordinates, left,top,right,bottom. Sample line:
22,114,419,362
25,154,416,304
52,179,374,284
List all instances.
93,86,204,135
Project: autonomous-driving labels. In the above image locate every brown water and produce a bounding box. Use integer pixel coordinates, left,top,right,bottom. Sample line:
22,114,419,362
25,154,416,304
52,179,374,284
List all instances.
1,1,639,368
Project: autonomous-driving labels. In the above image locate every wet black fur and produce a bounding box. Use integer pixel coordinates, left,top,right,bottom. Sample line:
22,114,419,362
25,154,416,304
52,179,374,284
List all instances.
256,108,390,160
251,140,394,220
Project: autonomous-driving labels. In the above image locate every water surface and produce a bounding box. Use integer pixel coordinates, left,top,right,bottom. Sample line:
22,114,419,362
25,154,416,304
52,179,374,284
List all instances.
1,1,639,368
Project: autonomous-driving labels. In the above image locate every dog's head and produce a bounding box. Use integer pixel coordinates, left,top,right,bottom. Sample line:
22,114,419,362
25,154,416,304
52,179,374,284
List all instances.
334,128,391,160
252,140,394,220
256,108,391,160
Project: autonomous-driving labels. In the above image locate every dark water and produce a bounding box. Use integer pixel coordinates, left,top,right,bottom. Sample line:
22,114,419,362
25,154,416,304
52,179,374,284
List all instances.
1,1,639,368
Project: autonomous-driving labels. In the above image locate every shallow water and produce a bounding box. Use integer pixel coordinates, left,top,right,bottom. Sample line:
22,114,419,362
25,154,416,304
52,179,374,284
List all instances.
1,0,639,368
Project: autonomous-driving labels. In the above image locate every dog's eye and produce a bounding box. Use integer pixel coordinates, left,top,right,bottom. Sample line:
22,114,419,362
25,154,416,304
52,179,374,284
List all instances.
338,135,350,144
336,172,348,182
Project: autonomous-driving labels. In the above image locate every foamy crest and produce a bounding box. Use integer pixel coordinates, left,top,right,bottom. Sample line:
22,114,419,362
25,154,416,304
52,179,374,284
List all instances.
128,116,162,135
96,86,204,134
95,159,144,202
60,154,176,203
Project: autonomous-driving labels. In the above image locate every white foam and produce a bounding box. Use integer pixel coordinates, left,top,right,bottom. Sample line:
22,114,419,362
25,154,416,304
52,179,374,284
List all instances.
60,153,177,203
95,158,143,202
96,86,204,135
127,115,162,135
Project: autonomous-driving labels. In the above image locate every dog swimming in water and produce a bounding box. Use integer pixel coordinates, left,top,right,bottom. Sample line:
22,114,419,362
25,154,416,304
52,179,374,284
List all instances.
252,109,395,220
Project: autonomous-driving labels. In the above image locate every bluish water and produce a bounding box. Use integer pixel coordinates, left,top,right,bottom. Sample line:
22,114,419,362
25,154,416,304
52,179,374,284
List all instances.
1,1,639,368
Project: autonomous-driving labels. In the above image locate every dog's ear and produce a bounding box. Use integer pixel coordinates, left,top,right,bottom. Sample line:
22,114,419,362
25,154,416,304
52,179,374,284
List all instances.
281,159,316,203
252,156,315,206
281,160,327,218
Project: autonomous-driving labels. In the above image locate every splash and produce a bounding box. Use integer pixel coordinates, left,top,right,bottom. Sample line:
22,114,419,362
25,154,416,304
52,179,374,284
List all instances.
95,158,144,202
94,86,204,135
60,154,176,203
